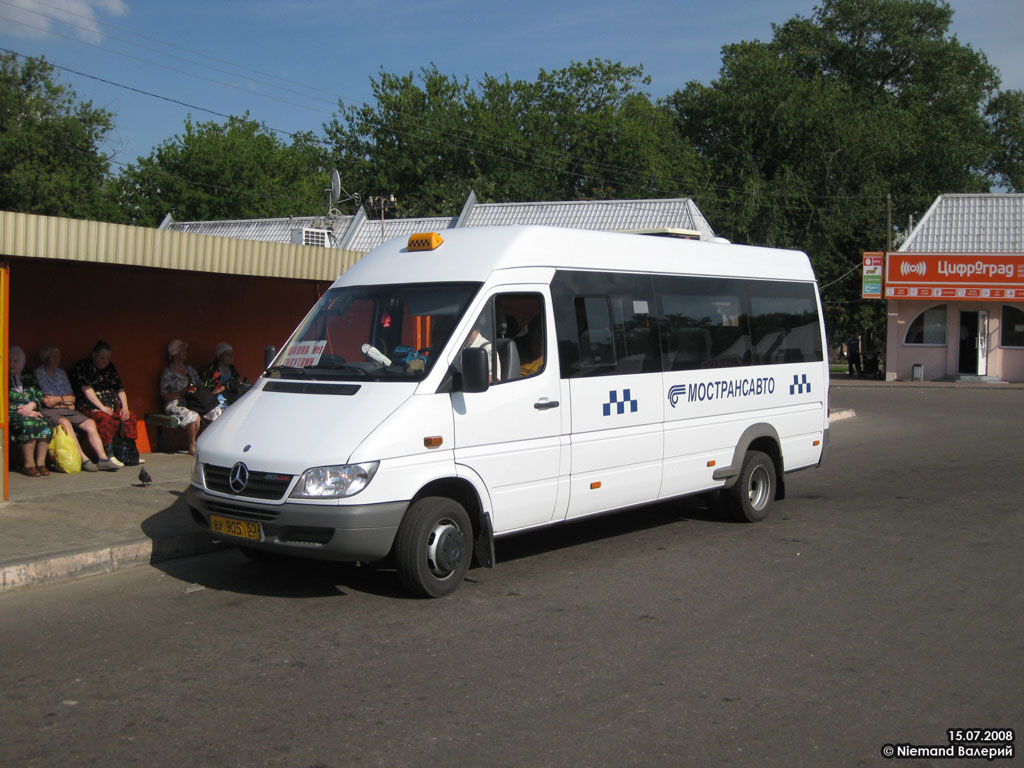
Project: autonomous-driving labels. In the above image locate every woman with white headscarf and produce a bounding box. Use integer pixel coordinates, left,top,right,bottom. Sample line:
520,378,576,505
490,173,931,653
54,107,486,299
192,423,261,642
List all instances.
159,339,222,455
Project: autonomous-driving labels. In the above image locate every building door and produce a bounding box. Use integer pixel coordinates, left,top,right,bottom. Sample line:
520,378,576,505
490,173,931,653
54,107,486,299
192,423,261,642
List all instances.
957,310,988,375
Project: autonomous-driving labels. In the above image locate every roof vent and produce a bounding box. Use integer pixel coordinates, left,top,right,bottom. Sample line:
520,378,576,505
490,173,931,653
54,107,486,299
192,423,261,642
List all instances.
291,228,330,248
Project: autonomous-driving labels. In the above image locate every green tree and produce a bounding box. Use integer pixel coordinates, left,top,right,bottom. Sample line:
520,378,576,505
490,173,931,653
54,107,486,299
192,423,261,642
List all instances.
987,90,1024,192
667,0,1006,343
324,60,705,218
0,52,116,219
111,115,330,226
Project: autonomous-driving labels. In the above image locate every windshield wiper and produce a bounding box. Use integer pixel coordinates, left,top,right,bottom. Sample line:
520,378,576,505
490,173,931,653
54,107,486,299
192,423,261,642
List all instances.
265,365,310,379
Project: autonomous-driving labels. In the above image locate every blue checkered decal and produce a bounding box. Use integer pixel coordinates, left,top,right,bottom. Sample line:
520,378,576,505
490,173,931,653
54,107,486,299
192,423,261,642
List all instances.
603,389,638,416
789,374,811,395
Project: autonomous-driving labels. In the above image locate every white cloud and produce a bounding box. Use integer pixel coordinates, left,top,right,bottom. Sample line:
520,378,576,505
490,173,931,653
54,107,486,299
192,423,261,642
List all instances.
4,0,128,43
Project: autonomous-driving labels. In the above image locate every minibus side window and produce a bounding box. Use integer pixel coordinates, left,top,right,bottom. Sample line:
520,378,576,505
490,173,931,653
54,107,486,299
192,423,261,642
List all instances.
746,281,823,364
552,270,659,378
657,276,752,370
576,296,616,367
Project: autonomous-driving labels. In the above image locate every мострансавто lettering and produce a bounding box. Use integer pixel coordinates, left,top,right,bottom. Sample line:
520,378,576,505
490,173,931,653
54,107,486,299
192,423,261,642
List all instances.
688,377,775,403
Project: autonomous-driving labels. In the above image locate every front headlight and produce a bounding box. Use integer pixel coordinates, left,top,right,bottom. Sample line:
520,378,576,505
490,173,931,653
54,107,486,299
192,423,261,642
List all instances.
191,456,203,485
290,462,379,499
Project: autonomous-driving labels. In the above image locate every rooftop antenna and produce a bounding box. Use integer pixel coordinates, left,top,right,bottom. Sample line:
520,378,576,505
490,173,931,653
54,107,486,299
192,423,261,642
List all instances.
325,169,359,217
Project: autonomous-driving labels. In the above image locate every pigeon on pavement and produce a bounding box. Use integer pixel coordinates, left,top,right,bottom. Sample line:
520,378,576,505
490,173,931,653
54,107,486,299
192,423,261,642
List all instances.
139,467,153,487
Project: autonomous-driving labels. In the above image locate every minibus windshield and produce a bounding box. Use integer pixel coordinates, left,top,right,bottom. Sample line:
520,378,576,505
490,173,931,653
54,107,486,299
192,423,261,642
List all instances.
267,282,481,381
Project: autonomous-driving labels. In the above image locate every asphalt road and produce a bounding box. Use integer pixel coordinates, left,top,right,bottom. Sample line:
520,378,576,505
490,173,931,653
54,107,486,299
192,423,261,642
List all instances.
1,386,1021,767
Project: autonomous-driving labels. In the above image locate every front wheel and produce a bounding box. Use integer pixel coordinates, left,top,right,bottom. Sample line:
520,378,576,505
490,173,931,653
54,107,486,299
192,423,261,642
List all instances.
726,450,776,523
395,497,473,597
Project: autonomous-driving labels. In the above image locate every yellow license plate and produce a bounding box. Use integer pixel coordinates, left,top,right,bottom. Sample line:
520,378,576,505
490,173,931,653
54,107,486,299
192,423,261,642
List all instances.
210,514,261,541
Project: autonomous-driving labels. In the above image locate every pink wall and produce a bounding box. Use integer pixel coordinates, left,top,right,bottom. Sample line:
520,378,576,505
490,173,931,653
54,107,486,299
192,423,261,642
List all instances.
887,299,1024,382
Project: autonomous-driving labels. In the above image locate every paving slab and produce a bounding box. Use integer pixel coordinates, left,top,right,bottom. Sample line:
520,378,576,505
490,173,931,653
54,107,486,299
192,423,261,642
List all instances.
0,452,222,593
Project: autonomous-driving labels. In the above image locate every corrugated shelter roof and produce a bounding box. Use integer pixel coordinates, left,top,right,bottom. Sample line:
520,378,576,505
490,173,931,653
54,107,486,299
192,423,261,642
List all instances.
461,197,716,239
160,214,353,245
900,193,1024,253
2,211,362,281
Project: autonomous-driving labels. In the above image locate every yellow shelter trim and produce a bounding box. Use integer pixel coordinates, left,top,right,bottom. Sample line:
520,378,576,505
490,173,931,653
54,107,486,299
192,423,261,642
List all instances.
0,211,362,282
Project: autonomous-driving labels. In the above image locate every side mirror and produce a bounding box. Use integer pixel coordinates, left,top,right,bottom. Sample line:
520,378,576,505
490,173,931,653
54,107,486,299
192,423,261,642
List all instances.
264,345,277,369
461,347,490,393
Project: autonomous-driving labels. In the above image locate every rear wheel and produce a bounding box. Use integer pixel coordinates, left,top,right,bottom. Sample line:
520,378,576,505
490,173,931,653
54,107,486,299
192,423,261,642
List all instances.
726,450,776,522
395,497,472,597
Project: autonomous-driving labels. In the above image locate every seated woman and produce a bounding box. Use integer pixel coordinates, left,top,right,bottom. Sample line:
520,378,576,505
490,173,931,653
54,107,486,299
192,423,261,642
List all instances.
69,340,139,456
201,342,249,406
160,339,222,455
9,346,52,477
35,344,119,472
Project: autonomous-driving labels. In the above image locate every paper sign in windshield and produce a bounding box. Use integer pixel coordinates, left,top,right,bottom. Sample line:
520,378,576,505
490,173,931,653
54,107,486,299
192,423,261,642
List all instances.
282,340,326,368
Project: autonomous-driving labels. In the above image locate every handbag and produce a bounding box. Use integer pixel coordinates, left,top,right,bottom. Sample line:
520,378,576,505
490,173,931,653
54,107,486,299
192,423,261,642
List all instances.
184,383,219,416
111,426,141,466
48,424,82,474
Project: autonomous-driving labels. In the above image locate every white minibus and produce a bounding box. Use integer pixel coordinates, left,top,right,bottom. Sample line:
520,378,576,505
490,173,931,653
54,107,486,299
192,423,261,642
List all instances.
188,226,829,596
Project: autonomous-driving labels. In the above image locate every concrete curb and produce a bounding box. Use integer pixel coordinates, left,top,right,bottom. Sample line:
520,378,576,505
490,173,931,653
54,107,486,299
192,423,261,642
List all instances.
0,531,223,594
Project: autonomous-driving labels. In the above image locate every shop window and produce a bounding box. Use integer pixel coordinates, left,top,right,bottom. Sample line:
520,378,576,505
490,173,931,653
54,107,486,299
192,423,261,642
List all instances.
904,305,947,345
1001,305,1024,348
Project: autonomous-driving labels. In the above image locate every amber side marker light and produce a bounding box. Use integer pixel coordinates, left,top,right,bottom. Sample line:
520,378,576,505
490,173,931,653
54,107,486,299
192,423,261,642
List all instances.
590,481,602,490
813,439,821,446
424,436,444,449
408,232,444,251
707,460,716,467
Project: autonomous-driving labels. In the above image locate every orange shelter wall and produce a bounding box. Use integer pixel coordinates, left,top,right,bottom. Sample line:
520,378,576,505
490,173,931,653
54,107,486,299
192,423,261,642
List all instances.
9,258,332,446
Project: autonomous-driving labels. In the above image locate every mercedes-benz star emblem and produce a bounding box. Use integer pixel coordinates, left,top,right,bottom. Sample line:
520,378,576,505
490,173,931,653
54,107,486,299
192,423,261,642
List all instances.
229,462,249,494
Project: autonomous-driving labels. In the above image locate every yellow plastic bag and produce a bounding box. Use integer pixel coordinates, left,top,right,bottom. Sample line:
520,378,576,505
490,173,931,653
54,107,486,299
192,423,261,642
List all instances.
48,423,82,474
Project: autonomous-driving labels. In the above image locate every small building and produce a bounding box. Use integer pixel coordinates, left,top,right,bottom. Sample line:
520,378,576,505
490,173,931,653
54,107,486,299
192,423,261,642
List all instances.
883,193,1024,382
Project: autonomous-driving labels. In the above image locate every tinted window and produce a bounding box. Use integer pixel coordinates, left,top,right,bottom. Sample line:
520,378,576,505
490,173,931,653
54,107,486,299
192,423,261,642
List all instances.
657,276,751,370
552,271,659,378
747,281,823,364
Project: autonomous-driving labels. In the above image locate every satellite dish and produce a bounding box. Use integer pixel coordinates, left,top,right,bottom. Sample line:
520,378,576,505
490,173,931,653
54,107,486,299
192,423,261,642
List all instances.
330,170,341,205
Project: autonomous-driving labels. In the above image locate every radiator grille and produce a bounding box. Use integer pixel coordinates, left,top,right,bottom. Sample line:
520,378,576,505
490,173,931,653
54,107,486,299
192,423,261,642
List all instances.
204,464,293,500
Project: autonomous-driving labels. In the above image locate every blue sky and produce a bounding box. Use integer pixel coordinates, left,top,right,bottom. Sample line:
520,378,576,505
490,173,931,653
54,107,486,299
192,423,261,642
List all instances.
2,0,1022,170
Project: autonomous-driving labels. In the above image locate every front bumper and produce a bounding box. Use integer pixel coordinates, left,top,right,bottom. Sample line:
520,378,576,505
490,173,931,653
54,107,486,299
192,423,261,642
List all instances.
187,486,408,562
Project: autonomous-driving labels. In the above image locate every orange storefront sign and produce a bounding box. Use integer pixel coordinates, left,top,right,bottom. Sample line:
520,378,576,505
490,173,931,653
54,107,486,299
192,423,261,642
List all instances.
885,253,1024,300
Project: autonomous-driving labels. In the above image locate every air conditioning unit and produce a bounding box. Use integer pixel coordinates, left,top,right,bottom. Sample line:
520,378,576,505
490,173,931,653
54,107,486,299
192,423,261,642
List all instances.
290,228,331,248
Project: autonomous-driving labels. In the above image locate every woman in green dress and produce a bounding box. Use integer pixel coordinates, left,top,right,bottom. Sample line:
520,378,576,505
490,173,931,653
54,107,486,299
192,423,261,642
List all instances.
9,346,52,477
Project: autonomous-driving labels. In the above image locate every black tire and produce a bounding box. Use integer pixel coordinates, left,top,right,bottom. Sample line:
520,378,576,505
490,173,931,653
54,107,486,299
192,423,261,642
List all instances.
395,497,473,598
725,450,776,523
